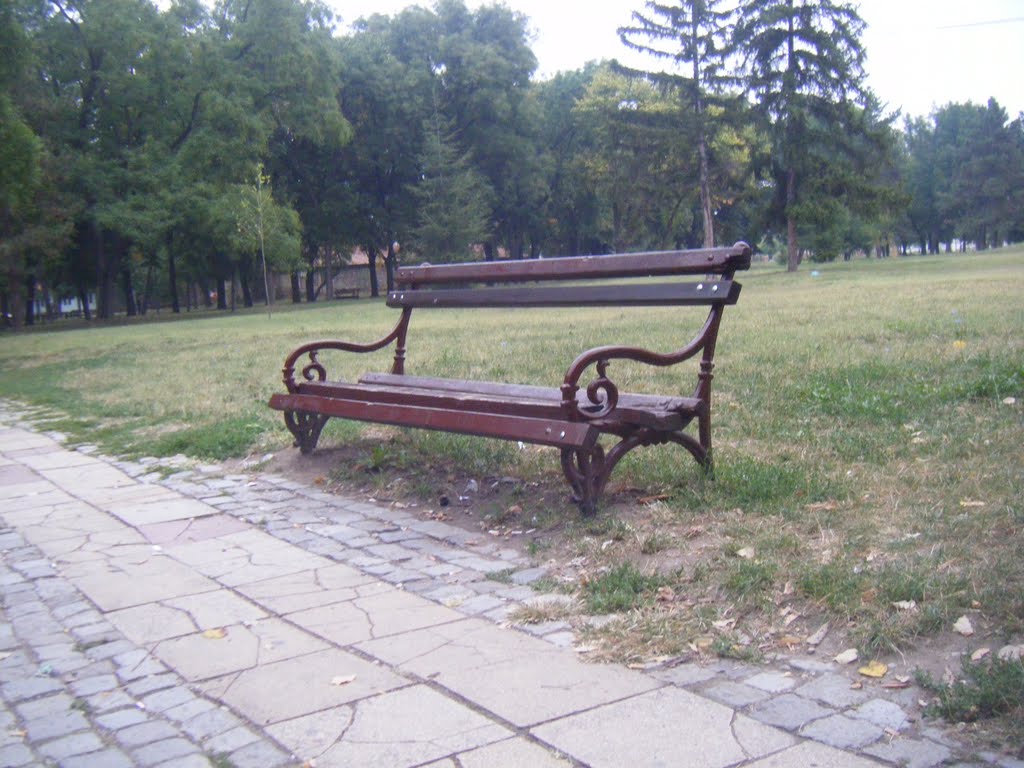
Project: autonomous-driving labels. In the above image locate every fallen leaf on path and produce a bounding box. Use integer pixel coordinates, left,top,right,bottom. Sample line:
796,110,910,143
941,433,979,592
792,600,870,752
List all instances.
882,680,910,690
892,600,918,612
959,500,985,508
806,622,830,646
638,494,670,505
953,616,974,636
330,675,357,686
202,628,227,640
834,648,859,664
656,586,676,603
971,648,991,662
858,660,888,678
997,645,1024,661
805,500,839,512
736,547,756,559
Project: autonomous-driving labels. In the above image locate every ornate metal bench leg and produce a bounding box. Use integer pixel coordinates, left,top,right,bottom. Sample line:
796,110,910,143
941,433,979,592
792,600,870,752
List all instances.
698,410,714,477
561,446,606,517
284,411,328,454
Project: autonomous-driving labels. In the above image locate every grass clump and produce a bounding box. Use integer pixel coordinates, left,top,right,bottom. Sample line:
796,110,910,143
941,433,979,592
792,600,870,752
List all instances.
582,564,665,615
917,656,1024,744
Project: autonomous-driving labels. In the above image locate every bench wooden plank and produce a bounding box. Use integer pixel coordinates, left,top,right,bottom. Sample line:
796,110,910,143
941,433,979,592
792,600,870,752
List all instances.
396,243,751,286
359,374,703,417
387,281,739,310
269,392,598,449
296,377,694,431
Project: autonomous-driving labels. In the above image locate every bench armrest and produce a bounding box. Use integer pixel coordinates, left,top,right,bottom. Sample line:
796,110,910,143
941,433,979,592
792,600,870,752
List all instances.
280,309,412,393
560,304,725,420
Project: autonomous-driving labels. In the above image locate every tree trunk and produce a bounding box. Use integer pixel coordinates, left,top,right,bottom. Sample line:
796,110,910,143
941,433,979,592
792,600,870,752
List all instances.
385,241,397,293
786,168,800,272
95,224,116,319
325,249,334,300
141,264,154,315
216,276,227,310
697,132,715,248
8,282,24,331
168,241,180,314
290,271,302,303
239,262,253,308
122,264,137,316
367,245,379,298
304,269,315,303
23,276,35,326
77,285,91,321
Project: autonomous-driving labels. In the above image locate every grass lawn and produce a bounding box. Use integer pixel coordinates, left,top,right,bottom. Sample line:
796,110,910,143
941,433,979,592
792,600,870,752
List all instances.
2,247,1022,743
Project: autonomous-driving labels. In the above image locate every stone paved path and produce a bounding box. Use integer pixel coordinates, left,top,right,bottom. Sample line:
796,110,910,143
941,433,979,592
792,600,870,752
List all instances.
1,402,1019,768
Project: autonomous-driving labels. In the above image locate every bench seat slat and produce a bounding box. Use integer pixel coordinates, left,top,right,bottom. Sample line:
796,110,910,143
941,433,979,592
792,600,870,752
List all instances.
387,281,739,310
359,373,703,416
268,392,596,449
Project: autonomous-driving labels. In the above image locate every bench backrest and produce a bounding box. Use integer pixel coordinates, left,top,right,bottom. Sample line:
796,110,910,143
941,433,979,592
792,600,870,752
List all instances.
387,242,752,310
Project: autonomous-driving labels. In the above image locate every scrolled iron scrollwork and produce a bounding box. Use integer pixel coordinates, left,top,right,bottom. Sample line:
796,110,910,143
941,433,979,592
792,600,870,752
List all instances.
580,359,619,419
300,351,327,383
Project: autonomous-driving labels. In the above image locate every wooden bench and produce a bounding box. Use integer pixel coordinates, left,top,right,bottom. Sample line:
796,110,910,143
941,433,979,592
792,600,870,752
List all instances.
269,242,751,515
334,287,361,300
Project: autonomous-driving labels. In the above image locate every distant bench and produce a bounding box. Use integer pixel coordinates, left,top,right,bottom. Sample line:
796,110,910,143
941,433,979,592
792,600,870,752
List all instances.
269,242,751,515
334,288,361,300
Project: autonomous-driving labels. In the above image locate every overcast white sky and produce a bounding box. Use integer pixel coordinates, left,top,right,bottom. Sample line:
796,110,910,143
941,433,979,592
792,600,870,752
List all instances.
328,0,1024,120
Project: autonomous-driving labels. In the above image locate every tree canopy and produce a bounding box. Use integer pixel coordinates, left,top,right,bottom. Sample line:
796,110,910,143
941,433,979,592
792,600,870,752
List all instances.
2,0,1021,326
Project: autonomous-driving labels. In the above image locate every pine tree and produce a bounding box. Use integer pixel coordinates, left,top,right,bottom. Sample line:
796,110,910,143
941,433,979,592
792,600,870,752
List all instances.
408,114,493,263
619,1,735,247
733,0,868,270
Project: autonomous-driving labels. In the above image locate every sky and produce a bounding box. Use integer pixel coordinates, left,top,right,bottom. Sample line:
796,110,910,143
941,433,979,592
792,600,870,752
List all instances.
327,0,1024,120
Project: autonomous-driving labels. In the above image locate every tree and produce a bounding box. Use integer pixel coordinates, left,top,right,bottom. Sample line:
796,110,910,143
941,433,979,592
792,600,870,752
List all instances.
734,0,870,270
572,66,700,252
619,0,735,246
429,0,542,259
408,114,493,262
235,164,302,308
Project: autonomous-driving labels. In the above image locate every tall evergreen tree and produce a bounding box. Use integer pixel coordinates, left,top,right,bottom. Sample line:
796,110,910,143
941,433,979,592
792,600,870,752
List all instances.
619,0,734,247
733,0,868,270
408,114,493,263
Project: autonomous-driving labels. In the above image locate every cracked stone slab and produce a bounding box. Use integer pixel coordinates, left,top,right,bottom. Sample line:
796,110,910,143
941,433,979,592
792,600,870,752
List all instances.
850,698,910,731
39,463,138,492
795,672,871,709
800,713,885,750
106,497,220,527
196,648,409,726
532,686,796,768
748,693,832,730
62,553,219,612
14,450,103,472
166,529,330,586
357,618,658,727
233,564,382,614
457,738,574,768
289,587,465,646
863,737,952,768
742,741,886,767
269,684,509,767
153,617,329,681
136,514,251,545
